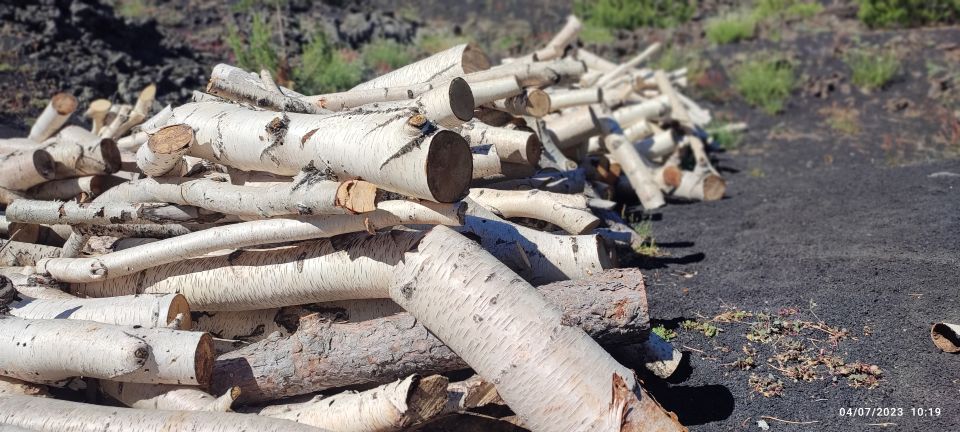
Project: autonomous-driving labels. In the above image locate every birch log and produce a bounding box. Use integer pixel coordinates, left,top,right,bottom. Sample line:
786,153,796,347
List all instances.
611,96,671,128
28,93,78,142
379,77,475,128
931,322,960,353
5,200,213,226
0,240,61,266
85,98,111,134
463,59,586,87
0,317,149,383
548,87,603,111
606,134,665,209
491,89,551,117
386,226,682,432
40,200,463,283
468,77,523,106
352,44,490,90
461,122,542,165
213,267,651,402
110,326,213,386
468,188,599,234
0,149,56,192
95,175,378,217
532,15,581,61
671,169,725,202
9,294,191,329
254,375,448,432
25,175,122,201
595,43,661,88
461,198,611,284
471,145,503,180
575,48,617,72
206,65,321,114
136,124,194,177
169,101,472,202
44,126,121,177
100,381,239,412
69,232,423,311
0,396,323,432
544,106,602,150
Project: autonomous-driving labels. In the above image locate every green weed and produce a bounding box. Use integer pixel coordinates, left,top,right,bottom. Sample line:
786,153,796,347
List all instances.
652,324,678,342
705,12,756,44
732,57,796,114
845,48,900,90
857,0,960,28
362,39,413,74
294,33,362,94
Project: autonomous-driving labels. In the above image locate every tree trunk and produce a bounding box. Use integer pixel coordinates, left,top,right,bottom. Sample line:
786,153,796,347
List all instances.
9,293,191,329
212,267,650,403
5,201,215,226
206,64,321,114
490,89,551,117
461,122,542,165
168,101,471,202
463,59,586,87
532,15,581,61
0,396,322,432
136,124,194,177
468,188,599,234
253,375,448,432
671,169,725,202
548,87,603,111
85,99,112,135
43,126,121,177
25,175,122,201
606,134,665,209
0,149,56,192
99,381,239,412
467,77,522,106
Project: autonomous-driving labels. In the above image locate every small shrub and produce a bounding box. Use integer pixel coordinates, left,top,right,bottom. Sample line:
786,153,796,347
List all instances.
732,57,796,114
226,13,279,73
857,0,960,28
294,33,362,94
652,324,678,342
754,0,824,21
705,12,756,44
710,124,744,150
362,39,412,74
579,23,616,44
574,0,696,30
845,48,900,90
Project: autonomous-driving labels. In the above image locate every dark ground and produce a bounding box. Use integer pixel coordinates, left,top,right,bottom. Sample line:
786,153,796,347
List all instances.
1,1,959,430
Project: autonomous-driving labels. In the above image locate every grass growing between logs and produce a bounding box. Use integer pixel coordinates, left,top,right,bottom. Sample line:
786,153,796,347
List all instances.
845,47,900,90
673,305,883,397
732,57,796,114
630,219,661,256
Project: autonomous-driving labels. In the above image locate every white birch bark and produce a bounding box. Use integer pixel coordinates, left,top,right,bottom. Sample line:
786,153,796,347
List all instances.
595,42,661,88
611,96,671,129
28,93,78,142
136,124,194,177
0,240,61,266
460,199,612,284
94,175,377,217
68,232,424,311
0,149,55,192
5,200,211,226
0,395,323,432
471,146,503,180
38,200,464,283
671,169,725,201
931,322,960,353
490,88,551,117
543,106,602,150
468,188,599,234
43,126,121,177
468,77,523,106
0,317,149,383
25,175,120,201
111,326,213,386
461,122,541,165
387,226,683,432
9,293,191,329
548,87,603,111
100,380,239,412
206,65,321,114
84,99,112,134
606,134,665,209
352,44,490,90
255,375,448,432
99,104,131,139
532,15,581,61
462,59,586,87
575,48,617,72
376,78,475,128
306,82,433,111
168,101,471,202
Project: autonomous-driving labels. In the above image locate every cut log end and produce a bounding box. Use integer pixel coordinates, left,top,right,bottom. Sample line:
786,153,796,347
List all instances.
406,375,450,424
448,77,476,122
336,180,379,213
426,130,473,203
168,293,193,329
33,149,57,180
195,333,215,387
86,99,112,117
463,44,492,74
702,174,726,201
931,323,960,353
661,165,682,188
51,93,79,115
526,89,552,117
148,124,195,154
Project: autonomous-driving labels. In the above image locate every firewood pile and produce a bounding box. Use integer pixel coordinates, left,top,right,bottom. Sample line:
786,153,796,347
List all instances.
0,15,728,432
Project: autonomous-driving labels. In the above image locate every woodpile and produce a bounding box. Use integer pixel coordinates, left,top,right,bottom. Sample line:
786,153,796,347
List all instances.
0,14,731,432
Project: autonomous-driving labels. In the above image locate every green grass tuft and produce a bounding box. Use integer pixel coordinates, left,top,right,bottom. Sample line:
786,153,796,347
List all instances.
710,124,744,150
574,0,696,30
705,12,757,44
845,48,900,90
294,33,363,94
652,325,678,342
732,57,796,114
579,23,616,44
754,0,824,21
362,39,413,74
857,0,960,28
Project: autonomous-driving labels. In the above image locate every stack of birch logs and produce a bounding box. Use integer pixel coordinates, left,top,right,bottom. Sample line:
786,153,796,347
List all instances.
0,14,726,432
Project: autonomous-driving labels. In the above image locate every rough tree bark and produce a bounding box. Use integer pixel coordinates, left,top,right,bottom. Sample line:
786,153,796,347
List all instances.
212,267,650,403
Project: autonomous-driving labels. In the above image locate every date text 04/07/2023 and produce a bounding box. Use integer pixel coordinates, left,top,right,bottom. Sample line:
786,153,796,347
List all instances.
838,408,942,417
